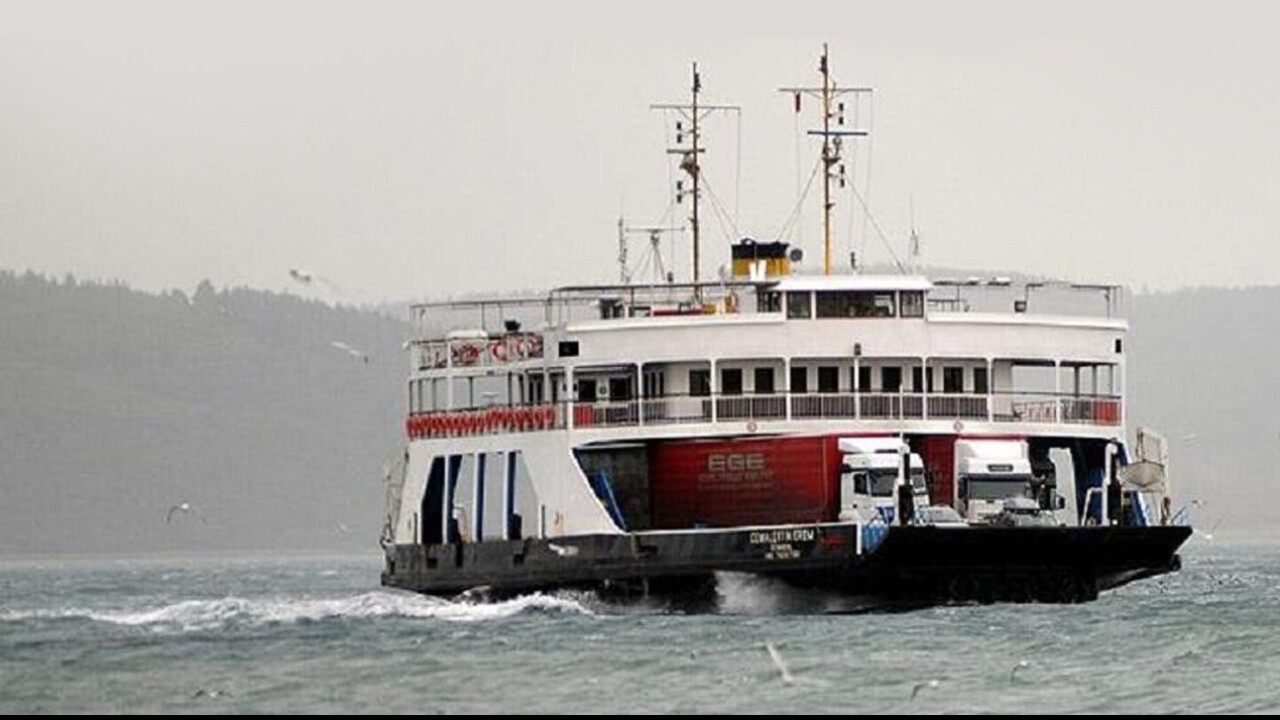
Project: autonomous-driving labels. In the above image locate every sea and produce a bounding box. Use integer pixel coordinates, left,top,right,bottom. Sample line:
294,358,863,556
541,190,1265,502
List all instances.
1,542,1277,714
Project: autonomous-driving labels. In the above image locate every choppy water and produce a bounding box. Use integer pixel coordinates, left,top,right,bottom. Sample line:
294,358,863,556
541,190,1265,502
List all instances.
1,542,1277,714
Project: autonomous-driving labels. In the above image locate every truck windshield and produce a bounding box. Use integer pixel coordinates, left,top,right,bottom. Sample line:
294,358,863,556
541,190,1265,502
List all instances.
867,469,927,496
963,475,1033,501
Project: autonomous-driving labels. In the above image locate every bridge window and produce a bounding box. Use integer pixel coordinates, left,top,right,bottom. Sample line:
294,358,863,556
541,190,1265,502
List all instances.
974,367,989,394
900,291,924,318
814,291,897,318
786,291,812,319
758,292,782,313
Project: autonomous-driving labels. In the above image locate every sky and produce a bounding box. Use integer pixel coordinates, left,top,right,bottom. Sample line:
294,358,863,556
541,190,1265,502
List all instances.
3,1,1279,303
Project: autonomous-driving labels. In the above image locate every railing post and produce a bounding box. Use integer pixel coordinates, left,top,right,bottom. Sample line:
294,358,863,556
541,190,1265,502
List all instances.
710,359,718,424
987,358,994,422
636,362,644,427
853,356,861,419
566,366,575,430
784,357,792,420
1053,360,1062,423
921,357,929,420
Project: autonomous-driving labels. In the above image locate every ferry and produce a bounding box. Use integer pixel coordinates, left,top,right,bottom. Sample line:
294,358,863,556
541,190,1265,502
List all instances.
380,48,1190,606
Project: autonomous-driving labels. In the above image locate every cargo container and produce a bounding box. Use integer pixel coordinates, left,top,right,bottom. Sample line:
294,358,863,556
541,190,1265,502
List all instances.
648,435,843,529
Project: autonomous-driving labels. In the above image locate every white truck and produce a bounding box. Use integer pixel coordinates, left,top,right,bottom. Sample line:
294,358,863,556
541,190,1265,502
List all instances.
954,439,1039,523
837,437,929,524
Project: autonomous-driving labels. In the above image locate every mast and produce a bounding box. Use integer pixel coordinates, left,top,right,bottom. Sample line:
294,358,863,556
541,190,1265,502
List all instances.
779,44,872,275
652,64,739,296
691,63,701,287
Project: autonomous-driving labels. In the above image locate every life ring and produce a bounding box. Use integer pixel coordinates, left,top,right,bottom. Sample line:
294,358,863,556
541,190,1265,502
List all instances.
490,339,508,363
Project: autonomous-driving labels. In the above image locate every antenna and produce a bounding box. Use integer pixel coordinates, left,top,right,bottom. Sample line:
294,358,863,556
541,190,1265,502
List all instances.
652,63,740,297
779,44,872,275
622,224,686,285
908,196,921,273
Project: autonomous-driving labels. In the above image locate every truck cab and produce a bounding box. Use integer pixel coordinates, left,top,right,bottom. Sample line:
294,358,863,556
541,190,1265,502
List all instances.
837,437,929,524
954,439,1038,523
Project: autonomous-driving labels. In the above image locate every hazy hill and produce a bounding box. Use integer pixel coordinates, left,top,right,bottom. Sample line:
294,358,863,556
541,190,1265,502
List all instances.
0,272,406,556
1,272,1275,556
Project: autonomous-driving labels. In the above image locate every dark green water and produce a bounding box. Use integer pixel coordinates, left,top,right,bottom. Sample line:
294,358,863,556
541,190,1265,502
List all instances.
1,542,1276,713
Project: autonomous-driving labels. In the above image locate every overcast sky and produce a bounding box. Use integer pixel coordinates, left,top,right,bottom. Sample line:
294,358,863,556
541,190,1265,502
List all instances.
3,1,1278,302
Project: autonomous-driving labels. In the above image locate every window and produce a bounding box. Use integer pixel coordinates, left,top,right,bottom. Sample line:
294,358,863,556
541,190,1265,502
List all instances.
720,368,743,396
790,366,808,393
858,366,871,392
754,367,775,394
882,366,902,393
900,291,924,318
974,367,989,395
815,292,848,318
527,374,545,404
786,291,812,319
758,292,782,313
814,291,897,318
689,369,711,397
608,376,632,401
912,367,923,394
943,367,964,394
643,371,665,398
577,379,597,402
558,340,579,358
818,366,839,393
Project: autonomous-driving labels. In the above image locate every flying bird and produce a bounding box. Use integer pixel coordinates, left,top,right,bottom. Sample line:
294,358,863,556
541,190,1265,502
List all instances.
1195,516,1226,541
288,269,344,295
910,678,940,700
764,641,796,686
331,340,370,364
166,502,206,524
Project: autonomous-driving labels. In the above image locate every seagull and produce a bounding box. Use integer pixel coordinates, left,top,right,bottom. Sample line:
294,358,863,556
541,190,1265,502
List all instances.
166,502,206,524
910,678,940,700
331,340,370,364
1195,516,1225,541
1010,659,1031,682
764,641,796,686
335,522,351,534
193,688,233,699
288,269,344,295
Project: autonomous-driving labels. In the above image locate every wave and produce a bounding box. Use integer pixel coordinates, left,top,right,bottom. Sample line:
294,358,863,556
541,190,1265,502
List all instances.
0,591,593,631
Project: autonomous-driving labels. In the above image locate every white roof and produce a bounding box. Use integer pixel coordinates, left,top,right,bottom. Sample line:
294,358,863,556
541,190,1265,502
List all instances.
767,274,934,292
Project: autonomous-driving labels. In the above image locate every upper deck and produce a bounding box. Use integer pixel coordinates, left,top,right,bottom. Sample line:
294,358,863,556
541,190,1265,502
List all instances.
403,274,1128,441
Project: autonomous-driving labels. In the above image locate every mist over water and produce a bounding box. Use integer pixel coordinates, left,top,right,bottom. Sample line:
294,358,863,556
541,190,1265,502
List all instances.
2,543,1277,714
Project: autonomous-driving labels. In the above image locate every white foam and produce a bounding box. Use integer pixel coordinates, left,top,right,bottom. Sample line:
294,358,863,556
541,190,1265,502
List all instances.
0,591,593,631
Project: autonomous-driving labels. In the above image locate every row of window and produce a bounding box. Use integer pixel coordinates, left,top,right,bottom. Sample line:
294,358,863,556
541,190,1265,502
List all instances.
690,365,989,396
763,290,926,319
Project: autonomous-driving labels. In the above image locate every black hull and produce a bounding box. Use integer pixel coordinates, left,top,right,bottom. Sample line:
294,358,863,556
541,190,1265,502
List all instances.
381,524,1191,607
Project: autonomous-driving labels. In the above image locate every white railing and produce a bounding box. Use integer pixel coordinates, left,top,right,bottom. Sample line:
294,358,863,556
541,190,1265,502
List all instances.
641,396,712,424
405,391,1121,439
716,395,787,420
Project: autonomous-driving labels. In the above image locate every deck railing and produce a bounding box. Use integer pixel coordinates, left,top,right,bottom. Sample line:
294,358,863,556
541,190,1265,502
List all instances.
405,391,1122,438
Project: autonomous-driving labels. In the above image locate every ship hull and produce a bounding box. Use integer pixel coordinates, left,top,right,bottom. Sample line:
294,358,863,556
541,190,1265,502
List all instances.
381,524,1191,607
